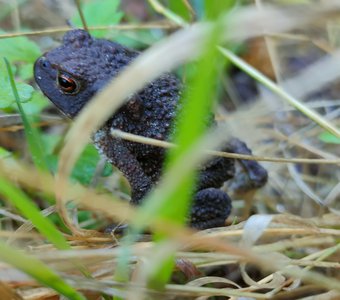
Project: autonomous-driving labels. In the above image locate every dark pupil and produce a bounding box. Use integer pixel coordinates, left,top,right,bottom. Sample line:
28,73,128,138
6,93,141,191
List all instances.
58,74,77,93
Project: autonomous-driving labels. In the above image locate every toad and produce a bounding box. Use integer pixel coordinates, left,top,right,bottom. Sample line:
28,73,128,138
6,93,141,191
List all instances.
34,29,267,229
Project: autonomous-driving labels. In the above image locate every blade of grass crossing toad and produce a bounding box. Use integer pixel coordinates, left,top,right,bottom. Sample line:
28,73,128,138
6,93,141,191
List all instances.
128,21,228,291
0,174,70,250
4,58,49,172
140,7,236,291
123,2,236,232
143,6,234,289
0,241,85,300
217,47,340,138
111,23,225,295
158,20,228,225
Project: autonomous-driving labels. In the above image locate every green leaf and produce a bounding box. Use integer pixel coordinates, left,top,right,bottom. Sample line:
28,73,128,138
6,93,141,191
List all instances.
0,147,11,158
0,61,34,108
72,144,104,184
114,29,163,49
41,133,63,156
0,241,85,300
21,91,49,115
18,62,34,80
72,0,123,38
0,32,41,63
168,0,191,21
319,132,340,144
204,0,237,20
48,144,112,185
148,0,186,26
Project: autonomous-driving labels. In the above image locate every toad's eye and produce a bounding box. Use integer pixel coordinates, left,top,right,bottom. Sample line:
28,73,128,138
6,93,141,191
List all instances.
57,73,80,94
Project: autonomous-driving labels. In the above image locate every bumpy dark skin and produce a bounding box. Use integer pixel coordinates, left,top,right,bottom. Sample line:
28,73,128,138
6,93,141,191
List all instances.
34,29,268,229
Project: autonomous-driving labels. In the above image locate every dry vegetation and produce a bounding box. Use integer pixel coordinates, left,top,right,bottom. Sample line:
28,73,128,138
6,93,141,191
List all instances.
0,0,339,299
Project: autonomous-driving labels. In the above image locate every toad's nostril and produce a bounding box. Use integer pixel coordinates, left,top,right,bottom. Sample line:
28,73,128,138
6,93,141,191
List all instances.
40,57,50,68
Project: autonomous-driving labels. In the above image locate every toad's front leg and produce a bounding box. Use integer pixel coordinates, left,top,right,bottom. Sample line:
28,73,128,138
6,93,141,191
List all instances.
225,138,268,218
225,138,268,191
94,128,153,203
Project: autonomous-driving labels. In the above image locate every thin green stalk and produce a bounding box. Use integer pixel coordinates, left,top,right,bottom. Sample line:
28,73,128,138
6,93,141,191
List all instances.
217,47,340,138
115,3,236,292
4,58,49,171
0,241,85,300
0,174,70,250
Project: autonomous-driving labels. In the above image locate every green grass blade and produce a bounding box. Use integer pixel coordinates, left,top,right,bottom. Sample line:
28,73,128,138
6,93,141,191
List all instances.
0,174,70,250
4,58,49,171
132,5,236,289
0,241,85,300
217,47,340,138
118,17,229,291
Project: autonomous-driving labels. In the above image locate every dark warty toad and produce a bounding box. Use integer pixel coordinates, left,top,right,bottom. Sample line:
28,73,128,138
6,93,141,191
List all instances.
34,29,268,230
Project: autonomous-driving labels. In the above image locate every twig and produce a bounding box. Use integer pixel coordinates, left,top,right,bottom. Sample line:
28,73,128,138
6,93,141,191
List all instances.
111,129,340,165
0,23,179,39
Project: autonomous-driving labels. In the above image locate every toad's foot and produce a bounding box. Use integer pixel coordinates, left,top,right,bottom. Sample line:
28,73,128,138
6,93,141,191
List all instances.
226,138,268,192
190,188,232,230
